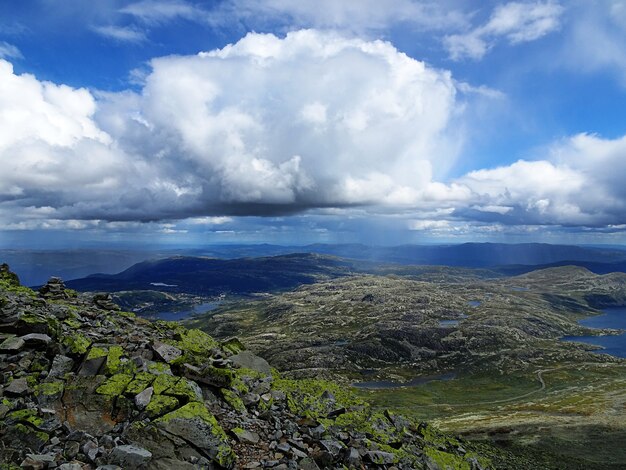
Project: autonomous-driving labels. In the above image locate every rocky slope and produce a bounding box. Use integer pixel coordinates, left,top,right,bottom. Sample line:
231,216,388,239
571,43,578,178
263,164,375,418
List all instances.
0,264,507,469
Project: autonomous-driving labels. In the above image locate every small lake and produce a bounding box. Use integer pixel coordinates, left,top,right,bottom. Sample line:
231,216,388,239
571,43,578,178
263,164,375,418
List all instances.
562,307,626,358
146,301,221,322
468,300,482,308
352,372,456,389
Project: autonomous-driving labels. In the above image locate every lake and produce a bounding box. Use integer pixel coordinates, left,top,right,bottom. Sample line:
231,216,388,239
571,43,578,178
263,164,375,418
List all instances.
147,301,221,321
562,307,626,358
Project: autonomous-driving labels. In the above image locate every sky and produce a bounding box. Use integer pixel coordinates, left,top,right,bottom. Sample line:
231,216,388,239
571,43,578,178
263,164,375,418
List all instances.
1,0,626,248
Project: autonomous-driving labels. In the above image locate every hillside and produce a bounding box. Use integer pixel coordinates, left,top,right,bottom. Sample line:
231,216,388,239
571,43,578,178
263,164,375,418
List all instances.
0,263,534,469
192,267,626,380
65,254,357,296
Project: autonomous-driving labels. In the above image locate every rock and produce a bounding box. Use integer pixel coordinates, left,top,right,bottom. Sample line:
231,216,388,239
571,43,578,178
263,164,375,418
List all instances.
39,277,71,300
109,444,153,469
242,392,260,407
152,341,182,363
159,415,235,467
232,428,260,444
310,424,326,439
299,457,321,470
93,293,121,311
134,386,153,409
320,439,343,456
342,447,361,467
64,440,80,459
150,458,197,469
20,333,52,347
5,377,30,396
20,453,56,470
365,450,396,465
83,440,99,461
0,335,25,352
48,355,74,379
229,351,272,377
58,464,83,470
78,354,107,377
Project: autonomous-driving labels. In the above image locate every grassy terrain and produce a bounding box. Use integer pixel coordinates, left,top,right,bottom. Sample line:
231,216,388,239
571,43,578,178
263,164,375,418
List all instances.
358,362,626,468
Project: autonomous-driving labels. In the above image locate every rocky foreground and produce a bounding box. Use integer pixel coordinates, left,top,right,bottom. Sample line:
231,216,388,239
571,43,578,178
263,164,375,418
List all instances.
0,264,503,469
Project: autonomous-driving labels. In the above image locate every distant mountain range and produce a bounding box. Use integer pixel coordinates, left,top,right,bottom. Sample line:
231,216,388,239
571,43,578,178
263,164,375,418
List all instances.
4,242,626,287
65,253,356,295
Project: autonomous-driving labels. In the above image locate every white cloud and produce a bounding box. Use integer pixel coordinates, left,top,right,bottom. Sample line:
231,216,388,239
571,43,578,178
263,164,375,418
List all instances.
561,0,626,85
445,1,564,60
0,42,22,60
213,0,468,33
0,31,464,224
92,25,147,42
120,0,199,24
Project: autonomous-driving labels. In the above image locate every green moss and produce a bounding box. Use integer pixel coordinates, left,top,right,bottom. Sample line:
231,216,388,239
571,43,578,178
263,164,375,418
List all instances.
34,381,64,397
8,409,43,427
424,447,472,470
274,377,361,419
221,389,246,412
104,345,125,375
116,310,136,319
126,372,156,395
14,423,49,444
167,378,202,402
162,328,219,366
221,337,245,355
63,318,82,329
62,332,91,355
204,366,235,387
0,276,35,297
145,395,179,418
95,373,133,396
147,361,172,375
152,374,180,395
19,313,60,337
157,402,217,426
231,426,246,436
86,346,108,361
29,357,49,373
156,401,235,468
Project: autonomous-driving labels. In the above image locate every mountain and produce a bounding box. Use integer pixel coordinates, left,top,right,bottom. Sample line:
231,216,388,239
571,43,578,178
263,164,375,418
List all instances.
65,253,358,295
0,264,536,469
5,243,626,288
186,242,626,267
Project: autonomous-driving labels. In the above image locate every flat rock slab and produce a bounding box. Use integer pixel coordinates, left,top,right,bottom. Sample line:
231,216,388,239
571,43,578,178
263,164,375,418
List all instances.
109,445,152,469
5,377,30,396
20,333,52,346
0,335,25,352
229,351,271,377
152,341,182,363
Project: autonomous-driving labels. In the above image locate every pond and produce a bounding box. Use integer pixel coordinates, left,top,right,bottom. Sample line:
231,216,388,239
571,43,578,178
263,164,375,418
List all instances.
352,372,456,389
468,300,482,308
146,301,222,322
562,307,626,358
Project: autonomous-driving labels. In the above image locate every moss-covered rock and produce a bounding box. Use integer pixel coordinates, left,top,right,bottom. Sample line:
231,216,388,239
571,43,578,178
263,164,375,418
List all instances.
62,332,92,355
95,374,133,396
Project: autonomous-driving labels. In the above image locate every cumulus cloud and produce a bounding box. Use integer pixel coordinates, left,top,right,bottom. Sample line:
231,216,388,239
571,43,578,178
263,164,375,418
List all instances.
445,1,564,60
0,31,463,225
3,29,626,234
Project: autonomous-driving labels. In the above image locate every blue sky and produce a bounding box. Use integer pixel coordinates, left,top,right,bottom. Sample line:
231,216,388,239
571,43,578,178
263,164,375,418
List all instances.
1,0,626,248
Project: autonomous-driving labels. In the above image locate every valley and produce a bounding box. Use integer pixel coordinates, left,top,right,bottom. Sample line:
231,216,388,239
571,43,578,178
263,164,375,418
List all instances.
9,248,626,468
